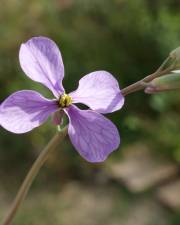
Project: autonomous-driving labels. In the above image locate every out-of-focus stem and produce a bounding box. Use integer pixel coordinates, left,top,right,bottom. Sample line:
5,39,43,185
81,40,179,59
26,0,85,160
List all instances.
1,126,68,225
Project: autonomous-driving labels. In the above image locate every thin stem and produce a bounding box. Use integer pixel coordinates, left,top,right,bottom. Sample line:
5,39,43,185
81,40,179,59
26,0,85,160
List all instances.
156,57,171,73
2,126,68,225
121,67,172,96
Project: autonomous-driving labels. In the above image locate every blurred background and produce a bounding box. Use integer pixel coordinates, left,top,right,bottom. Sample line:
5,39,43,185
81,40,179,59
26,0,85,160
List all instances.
0,0,180,224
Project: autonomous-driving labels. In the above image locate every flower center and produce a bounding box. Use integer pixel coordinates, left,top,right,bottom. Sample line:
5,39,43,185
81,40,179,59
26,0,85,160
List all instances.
59,94,72,108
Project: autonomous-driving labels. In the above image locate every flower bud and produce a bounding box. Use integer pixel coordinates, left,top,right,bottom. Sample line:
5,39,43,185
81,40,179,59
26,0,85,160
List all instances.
170,47,180,60
145,73,180,94
170,47,180,69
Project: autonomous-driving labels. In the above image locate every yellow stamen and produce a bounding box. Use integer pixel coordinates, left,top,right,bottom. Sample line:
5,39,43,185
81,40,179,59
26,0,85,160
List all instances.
59,94,72,108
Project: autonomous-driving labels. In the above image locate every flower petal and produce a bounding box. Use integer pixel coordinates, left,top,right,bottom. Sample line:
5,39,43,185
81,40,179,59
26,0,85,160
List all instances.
19,37,65,98
0,90,58,133
69,71,124,114
65,105,120,162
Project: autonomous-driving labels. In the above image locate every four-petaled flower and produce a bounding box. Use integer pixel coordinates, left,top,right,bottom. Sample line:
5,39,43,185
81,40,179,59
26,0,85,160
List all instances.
0,37,125,162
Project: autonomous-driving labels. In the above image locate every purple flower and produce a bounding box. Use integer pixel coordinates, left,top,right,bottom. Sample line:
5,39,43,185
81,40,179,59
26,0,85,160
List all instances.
0,37,125,162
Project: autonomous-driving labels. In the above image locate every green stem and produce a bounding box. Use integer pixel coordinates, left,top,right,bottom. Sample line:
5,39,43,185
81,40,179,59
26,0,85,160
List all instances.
1,126,68,225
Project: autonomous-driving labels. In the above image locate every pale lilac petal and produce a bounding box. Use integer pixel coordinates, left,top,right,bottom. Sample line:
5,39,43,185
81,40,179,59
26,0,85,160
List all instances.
69,71,125,114
19,37,65,98
0,90,58,133
65,105,120,162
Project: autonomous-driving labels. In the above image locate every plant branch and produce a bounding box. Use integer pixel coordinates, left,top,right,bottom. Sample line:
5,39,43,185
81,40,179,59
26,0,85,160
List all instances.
121,67,172,96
